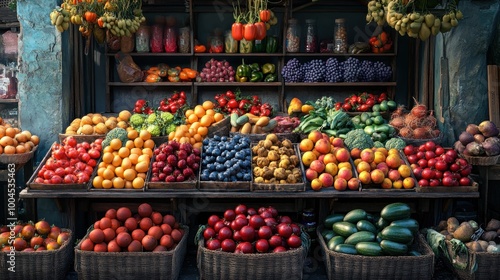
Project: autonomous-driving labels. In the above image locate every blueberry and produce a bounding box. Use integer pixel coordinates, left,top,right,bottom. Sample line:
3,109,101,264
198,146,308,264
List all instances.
243,173,252,181
212,148,221,156
213,135,221,141
209,172,218,181
202,138,209,145
216,163,225,172
236,172,243,179
201,173,209,181
217,172,225,181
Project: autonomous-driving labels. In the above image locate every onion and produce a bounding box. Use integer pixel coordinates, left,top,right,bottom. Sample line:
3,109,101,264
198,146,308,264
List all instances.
411,98,427,118
389,117,405,129
404,114,419,129
413,127,428,139
400,127,412,138
391,105,406,118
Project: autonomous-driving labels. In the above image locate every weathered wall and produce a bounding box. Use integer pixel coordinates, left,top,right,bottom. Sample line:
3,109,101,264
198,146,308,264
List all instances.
17,0,70,226
434,0,500,146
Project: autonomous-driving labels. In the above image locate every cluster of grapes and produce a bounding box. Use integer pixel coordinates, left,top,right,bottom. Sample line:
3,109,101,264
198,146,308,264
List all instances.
303,60,326,82
325,58,343,83
281,57,392,83
281,58,303,83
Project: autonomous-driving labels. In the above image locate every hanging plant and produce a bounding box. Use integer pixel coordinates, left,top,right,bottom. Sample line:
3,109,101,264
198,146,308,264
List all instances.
231,0,274,41
366,0,463,41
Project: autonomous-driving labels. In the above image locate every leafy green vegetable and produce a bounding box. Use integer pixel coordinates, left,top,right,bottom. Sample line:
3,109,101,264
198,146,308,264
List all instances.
344,129,374,150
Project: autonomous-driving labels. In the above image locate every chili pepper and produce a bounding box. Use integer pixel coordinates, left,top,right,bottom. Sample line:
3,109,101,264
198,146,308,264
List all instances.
251,95,261,106
236,61,251,79
260,103,273,116
266,36,278,53
249,63,260,72
194,44,206,53
250,71,264,82
264,73,277,82
261,63,275,75
239,99,251,111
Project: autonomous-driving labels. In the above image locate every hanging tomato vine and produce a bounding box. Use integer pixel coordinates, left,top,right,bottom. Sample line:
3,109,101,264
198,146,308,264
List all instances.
366,0,463,41
231,0,278,41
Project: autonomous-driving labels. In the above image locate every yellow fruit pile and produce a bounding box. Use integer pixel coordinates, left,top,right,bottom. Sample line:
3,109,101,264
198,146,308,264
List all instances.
65,110,131,135
92,130,153,190
0,119,39,155
168,101,224,149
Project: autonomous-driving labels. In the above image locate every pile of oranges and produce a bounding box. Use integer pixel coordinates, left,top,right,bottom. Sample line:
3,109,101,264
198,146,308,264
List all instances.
168,101,224,149
0,119,39,155
92,130,153,190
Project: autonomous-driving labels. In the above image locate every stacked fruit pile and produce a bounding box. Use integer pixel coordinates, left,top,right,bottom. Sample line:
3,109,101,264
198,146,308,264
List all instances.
1,220,71,252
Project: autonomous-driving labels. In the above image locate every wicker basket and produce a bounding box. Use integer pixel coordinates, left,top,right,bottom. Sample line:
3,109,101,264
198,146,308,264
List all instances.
460,154,500,166
74,225,188,280
398,133,444,146
0,229,74,280
443,240,500,280
0,145,37,165
196,225,310,280
207,116,230,138
317,226,435,280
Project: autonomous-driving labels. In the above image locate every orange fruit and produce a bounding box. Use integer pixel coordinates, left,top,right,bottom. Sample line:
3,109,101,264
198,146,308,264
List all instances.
133,137,144,149
200,115,214,127
135,161,149,173
202,101,214,110
193,142,202,150
114,166,124,178
5,127,16,138
112,177,125,189
130,147,142,156
214,113,224,122
121,158,132,170
139,130,151,141
143,139,155,150
118,147,130,158
93,176,104,188
125,140,135,150
109,139,122,150
103,146,114,154
127,129,138,140
142,148,153,158
132,177,145,189
123,169,137,181
128,153,139,165
205,109,215,116
184,109,194,118
102,169,115,180
137,172,147,180
103,152,114,164
112,155,122,167
101,179,113,189
125,181,133,189
188,114,198,124
197,126,208,137
97,167,106,177
194,105,206,118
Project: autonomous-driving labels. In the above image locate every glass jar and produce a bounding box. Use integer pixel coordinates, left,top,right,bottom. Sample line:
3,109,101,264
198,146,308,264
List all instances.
210,33,224,53
164,26,177,53
135,24,150,53
120,34,135,53
224,30,238,53
178,27,190,53
239,38,252,54
150,24,164,53
286,18,300,53
305,19,317,53
334,18,348,54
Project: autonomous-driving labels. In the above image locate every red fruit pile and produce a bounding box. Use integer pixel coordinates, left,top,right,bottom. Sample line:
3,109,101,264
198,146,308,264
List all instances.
79,203,184,252
34,137,102,184
403,141,473,187
0,221,70,252
150,141,201,183
203,204,302,254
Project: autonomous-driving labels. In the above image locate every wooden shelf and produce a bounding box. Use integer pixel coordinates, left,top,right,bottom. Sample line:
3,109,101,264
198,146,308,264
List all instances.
284,53,397,57
195,53,283,57
108,82,192,87
194,82,282,87
284,82,397,87
0,99,18,103
106,52,193,57
19,188,479,199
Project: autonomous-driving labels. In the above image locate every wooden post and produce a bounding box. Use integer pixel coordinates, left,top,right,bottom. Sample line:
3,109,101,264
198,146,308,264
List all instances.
487,65,500,126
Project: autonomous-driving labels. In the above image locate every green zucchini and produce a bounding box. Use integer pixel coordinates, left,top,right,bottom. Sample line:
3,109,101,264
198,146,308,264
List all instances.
380,239,409,256
334,244,357,255
332,221,358,238
235,115,249,126
323,231,336,242
344,231,376,245
366,213,378,224
380,202,411,221
408,250,422,256
230,113,239,127
355,242,383,256
376,217,390,230
380,225,414,244
324,214,345,229
356,220,378,234
390,218,420,234
327,236,345,251
343,209,367,224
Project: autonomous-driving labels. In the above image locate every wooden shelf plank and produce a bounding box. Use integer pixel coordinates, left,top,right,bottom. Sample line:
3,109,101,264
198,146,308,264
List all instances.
108,82,192,87
194,82,282,87
284,82,397,87
0,99,18,103
195,53,283,57
284,53,397,57
19,189,479,199
106,53,193,57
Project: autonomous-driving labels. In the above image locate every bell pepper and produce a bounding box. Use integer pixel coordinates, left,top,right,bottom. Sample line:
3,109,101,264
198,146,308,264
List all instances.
252,38,266,53
266,36,278,53
249,63,260,72
264,73,277,82
235,74,248,82
167,68,180,77
250,71,264,82
262,63,275,75
236,61,251,79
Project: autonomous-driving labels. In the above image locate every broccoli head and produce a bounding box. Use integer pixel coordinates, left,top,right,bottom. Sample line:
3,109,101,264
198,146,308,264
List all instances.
146,112,158,124
102,127,128,147
130,114,146,129
344,129,374,150
146,124,161,137
166,123,177,134
160,111,174,123
385,137,406,150
373,141,385,148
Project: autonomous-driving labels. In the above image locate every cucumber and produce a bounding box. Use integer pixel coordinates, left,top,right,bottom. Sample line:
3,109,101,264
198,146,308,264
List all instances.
344,231,376,245
380,225,414,244
324,214,345,229
380,239,409,256
262,119,278,132
379,100,388,111
327,236,345,251
380,202,411,221
236,115,249,126
324,231,336,242
376,217,390,230
390,218,420,234
408,250,422,256
321,229,335,239
332,222,358,238
230,113,239,127
343,209,367,224
334,244,357,255
372,104,381,112
360,112,370,123
356,220,378,234
366,213,378,224
355,242,383,256
387,100,397,110
376,232,383,243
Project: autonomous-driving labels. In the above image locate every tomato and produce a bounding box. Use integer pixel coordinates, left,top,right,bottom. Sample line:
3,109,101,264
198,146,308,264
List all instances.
250,106,260,116
225,90,236,99
65,137,77,147
64,167,75,175
53,149,66,160
77,172,90,184
239,99,251,111
217,97,227,107
227,99,239,109
66,148,79,159
88,149,100,159
243,23,256,41
84,165,94,176
50,175,62,184
169,103,179,113
231,22,244,41
64,174,77,184
81,142,91,150
365,98,375,107
84,11,97,23
358,104,370,112
259,10,271,22
251,95,261,105
179,91,187,100
254,22,267,40
342,103,352,111
54,167,66,177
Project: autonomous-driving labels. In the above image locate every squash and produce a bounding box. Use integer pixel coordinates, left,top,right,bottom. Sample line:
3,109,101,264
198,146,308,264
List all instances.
287,98,303,115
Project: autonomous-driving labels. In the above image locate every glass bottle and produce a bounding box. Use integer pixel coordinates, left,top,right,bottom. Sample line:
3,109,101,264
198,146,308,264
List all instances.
224,30,238,53
135,24,150,53
305,19,317,53
178,27,190,53
334,18,348,54
164,26,178,53
286,18,300,53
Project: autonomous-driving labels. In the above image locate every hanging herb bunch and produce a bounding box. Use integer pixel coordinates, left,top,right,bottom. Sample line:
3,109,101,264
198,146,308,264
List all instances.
230,0,278,42
366,0,463,41
49,0,145,44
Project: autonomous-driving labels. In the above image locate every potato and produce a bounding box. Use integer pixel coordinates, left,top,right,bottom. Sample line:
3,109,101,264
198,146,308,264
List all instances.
268,151,279,161
254,177,264,183
286,174,297,184
447,217,460,233
281,139,292,148
480,231,498,242
479,240,489,251
279,158,290,169
273,168,287,180
263,139,273,149
257,147,268,158
486,219,500,231
257,157,270,168
437,220,448,231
